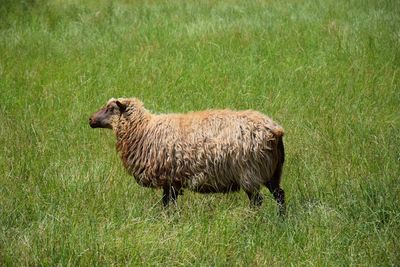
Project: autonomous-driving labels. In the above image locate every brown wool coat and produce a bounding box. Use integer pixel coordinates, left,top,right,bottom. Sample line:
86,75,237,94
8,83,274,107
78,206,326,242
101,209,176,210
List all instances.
112,98,284,194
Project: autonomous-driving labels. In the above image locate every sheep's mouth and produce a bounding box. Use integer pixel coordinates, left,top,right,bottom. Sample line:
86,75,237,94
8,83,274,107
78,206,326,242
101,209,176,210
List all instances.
89,117,103,128
89,119,100,128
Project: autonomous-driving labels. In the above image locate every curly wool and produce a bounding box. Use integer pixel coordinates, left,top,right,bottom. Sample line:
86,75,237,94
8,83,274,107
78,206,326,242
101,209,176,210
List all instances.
113,98,284,193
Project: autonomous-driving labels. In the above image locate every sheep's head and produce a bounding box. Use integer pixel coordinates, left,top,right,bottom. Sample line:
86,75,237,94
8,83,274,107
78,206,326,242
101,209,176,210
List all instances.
89,98,131,129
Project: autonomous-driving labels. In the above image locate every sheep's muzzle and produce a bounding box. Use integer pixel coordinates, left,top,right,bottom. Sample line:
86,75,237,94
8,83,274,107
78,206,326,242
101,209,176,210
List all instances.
89,116,101,128
89,108,112,129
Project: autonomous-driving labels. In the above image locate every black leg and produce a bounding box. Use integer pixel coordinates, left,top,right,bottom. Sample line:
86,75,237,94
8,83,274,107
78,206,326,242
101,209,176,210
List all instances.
273,188,285,216
162,185,179,207
170,186,178,204
266,181,286,216
162,185,170,207
246,191,264,207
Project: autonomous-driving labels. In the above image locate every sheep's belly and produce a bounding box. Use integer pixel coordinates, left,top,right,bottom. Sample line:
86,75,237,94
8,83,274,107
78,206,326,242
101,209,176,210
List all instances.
184,173,240,193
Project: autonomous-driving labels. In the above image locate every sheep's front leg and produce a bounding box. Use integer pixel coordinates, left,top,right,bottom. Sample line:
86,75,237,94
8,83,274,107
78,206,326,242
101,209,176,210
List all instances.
162,185,179,207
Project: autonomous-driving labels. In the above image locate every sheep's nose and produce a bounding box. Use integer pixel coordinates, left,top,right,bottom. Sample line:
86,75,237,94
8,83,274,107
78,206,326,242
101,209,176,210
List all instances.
89,117,95,127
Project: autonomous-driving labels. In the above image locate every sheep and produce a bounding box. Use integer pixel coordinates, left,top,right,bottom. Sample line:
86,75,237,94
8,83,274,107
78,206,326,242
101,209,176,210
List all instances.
89,98,286,215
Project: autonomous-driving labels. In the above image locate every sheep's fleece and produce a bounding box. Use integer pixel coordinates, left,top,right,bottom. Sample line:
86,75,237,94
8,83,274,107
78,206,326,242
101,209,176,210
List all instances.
89,98,285,210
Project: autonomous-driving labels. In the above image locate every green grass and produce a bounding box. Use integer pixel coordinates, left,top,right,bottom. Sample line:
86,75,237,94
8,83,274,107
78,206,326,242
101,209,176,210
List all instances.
1,0,399,265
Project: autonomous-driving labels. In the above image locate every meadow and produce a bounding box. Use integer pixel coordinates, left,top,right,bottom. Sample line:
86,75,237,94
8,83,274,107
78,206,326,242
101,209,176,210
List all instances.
1,0,399,265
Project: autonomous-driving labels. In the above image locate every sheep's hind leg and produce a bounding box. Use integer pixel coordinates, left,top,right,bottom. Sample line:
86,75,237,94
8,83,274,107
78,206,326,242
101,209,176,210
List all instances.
267,136,286,217
266,181,285,216
162,185,179,207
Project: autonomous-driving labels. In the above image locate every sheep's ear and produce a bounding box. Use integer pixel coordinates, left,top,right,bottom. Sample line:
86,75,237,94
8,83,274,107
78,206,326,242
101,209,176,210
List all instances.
116,100,127,113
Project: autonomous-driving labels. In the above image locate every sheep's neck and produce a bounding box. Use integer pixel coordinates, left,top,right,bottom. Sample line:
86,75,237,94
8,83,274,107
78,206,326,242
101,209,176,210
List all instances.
116,110,149,142
115,111,151,173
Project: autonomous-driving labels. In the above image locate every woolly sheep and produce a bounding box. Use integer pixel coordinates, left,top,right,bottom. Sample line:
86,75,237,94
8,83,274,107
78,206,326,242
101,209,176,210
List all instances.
89,98,286,215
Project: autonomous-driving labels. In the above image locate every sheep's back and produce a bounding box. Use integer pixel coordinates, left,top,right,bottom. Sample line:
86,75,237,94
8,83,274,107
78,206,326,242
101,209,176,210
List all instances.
149,110,282,190
122,108,283,191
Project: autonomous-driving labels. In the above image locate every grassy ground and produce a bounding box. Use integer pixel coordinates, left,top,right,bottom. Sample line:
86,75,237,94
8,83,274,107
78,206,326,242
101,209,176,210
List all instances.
1,0,399,265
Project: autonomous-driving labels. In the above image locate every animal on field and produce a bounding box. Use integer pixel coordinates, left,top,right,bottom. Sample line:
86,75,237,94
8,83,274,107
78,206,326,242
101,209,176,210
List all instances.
89,98,286,215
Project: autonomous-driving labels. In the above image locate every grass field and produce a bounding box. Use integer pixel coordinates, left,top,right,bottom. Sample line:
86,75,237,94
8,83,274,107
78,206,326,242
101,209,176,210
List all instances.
1,0,399,265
